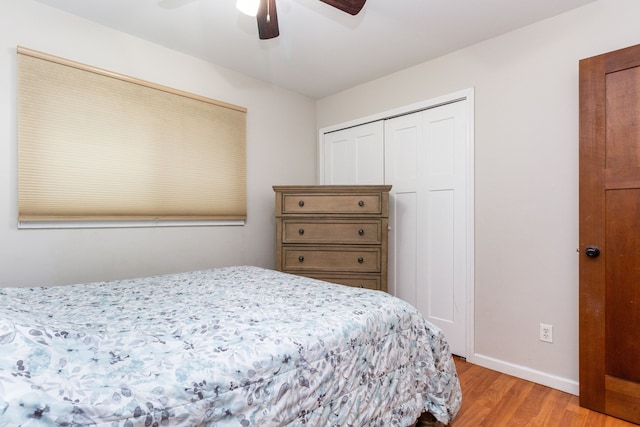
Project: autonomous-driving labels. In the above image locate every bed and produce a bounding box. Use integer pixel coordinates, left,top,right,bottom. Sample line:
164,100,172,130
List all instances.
0,266,461,426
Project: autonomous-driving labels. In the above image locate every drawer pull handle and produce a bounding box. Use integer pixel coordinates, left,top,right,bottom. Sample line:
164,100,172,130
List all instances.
357,257,364,263
298,200,305,207
298,256,305,262
358,200,365,207
358,228,365,236
298,228,305,235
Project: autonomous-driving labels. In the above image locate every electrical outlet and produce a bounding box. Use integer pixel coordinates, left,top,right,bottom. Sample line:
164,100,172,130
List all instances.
539,323,553,343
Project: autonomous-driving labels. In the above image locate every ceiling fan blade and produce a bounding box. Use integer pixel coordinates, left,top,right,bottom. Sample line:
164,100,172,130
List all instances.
319,0,367,15
257,0,279,39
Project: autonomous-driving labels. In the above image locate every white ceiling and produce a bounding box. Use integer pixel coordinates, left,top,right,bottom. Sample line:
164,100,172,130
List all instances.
33,0,597,99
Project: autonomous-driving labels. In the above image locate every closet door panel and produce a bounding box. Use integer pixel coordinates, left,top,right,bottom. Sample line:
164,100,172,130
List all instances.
324,133,356,183
322,121,384,185
386,101,469,358
384,112,421,303
390,191,418,306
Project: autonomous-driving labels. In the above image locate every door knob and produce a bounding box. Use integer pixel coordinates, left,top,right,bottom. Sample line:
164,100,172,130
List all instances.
585,246,600,258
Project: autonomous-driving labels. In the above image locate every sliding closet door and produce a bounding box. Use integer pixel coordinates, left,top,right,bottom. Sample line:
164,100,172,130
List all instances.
386,100,469,357
321,121,384,184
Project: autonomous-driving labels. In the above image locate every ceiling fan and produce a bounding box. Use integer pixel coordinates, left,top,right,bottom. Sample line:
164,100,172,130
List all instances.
246,0,367,40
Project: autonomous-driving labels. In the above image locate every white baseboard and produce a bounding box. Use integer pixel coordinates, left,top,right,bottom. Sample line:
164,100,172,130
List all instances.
467,353,579,396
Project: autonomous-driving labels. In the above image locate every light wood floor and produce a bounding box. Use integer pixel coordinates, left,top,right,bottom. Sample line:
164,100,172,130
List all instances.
448,357,637,426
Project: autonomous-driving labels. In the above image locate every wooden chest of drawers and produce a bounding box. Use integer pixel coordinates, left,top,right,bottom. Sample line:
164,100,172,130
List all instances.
273,185,391,292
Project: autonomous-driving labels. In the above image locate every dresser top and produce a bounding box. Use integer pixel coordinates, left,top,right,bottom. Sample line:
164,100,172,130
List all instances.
273,185,392,193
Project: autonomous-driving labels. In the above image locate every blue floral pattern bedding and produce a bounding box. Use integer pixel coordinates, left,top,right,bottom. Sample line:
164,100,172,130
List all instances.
0,266,461,426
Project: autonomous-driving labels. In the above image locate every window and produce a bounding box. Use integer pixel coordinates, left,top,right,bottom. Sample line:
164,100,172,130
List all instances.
17,47,247,228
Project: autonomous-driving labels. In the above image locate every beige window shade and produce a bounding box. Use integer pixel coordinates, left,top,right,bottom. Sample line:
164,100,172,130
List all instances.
17,47,247,225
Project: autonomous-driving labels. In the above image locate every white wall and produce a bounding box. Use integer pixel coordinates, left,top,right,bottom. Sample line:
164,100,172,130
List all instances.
0,0,317,286
317,0,640,394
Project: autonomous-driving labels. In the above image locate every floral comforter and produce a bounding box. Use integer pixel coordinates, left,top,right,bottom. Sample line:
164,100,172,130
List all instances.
0,266,461,426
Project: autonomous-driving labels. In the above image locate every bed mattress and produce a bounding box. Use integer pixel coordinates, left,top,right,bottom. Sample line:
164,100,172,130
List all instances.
0,266,461,426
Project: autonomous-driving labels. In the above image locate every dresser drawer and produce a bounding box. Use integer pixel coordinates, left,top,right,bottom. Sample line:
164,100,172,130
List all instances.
304,273,381,290
281,193,382,215
282,220,383,244
282,246,381,273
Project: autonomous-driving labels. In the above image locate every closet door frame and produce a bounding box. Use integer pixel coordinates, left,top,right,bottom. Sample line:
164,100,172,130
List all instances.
318,88,475,361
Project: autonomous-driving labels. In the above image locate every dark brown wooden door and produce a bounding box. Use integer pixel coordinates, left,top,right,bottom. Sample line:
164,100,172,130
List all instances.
579,43,640,424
